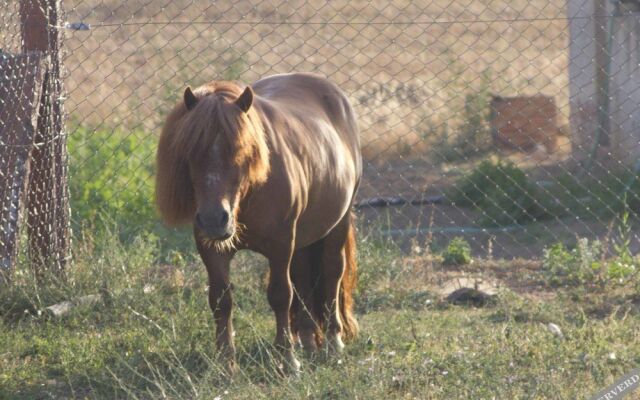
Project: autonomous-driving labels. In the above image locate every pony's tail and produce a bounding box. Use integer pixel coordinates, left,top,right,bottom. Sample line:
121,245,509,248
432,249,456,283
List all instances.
339,214,359,341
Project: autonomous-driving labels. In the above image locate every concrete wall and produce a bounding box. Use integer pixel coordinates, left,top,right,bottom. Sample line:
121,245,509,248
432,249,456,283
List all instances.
567,0,640,166
609,1,640,165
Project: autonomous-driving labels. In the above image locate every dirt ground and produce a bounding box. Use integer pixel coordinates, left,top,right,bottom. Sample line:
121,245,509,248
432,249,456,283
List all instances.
400,254,555,302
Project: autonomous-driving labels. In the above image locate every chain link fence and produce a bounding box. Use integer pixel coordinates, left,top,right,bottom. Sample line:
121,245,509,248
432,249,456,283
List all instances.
1,0,69,279
2,0,640,276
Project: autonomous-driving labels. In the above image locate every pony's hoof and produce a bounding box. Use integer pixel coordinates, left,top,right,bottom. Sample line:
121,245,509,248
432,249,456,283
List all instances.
326,334,345,355
216,349,238,376
225,359,239,376
283,352,302,376
299,332,319,356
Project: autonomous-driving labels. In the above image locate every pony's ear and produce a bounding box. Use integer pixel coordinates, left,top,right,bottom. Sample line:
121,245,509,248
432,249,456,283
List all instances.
184,87,198,110
235,86,254,113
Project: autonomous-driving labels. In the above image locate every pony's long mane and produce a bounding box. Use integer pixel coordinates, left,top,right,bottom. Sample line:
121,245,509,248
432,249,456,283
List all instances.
155,81,270,226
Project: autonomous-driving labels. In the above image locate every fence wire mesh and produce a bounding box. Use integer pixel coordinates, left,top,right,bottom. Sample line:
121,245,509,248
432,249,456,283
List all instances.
2,0,640,274
1,0,69,277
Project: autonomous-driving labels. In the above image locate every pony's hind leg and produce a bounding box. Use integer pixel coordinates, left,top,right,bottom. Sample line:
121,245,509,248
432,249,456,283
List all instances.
195,231,237,372
320,215,351,354
290,241,324,355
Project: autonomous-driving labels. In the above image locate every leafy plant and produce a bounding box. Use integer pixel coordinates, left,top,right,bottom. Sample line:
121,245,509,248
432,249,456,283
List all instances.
542,239,603,286
442,237,472,266
608,203,637,280
543,206,638,287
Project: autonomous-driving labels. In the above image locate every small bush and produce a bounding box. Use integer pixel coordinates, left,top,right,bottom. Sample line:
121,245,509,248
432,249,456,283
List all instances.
449,160,539,226
442,237,472,266
542,239,603,286
456,80,492,157
428,72,493,163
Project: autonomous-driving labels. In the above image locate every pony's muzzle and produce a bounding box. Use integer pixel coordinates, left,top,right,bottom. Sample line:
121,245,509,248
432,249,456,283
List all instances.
195,208,234,240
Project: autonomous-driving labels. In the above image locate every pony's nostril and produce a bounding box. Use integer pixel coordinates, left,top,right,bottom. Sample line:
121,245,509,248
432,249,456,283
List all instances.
196,209,230,232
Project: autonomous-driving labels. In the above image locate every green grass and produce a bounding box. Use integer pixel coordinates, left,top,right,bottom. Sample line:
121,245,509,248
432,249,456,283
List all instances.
2,232,640,399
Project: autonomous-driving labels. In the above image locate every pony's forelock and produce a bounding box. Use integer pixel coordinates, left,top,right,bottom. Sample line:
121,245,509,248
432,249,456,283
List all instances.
155,103,195,226
155,81,270,226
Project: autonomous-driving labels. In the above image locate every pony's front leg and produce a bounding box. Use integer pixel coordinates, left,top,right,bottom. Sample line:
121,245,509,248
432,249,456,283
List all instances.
267,245,301,374
195,233,237,372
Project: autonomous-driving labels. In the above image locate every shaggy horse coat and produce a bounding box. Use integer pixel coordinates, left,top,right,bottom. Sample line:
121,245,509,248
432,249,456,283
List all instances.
155,73,361,371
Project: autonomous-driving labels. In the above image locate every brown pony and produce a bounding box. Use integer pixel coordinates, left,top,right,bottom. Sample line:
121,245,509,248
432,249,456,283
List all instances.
155,73,361,372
